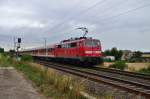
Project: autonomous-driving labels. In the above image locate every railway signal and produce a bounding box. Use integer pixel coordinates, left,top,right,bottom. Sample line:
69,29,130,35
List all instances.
13,37,21,59
18,38,21,43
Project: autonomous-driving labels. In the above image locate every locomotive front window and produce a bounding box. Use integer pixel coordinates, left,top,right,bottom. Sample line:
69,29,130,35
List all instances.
85,40,100,47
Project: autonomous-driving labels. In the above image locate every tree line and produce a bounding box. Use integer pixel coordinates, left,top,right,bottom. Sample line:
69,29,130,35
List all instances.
0,47,4,53
103,47,123,61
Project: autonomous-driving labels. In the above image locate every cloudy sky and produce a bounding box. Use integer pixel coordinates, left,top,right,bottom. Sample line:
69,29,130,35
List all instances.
0,0,150,51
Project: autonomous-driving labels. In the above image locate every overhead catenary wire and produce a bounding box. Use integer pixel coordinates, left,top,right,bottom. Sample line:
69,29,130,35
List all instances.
81,0,133,22
51,1,150,37
49,0,150,34
68,1,150,33
89,2,150,32
73,1,150,28
47,0,107,32
98,3,150,23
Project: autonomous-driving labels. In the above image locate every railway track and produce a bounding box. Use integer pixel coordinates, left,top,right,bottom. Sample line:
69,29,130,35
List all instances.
34,60,150,98
91,67,150,80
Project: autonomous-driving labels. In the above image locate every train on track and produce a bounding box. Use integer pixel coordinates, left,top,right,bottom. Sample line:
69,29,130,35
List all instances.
20,36,103,66
20,27,103,66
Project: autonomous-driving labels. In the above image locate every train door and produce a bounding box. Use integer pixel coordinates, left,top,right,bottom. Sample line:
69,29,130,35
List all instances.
70,42,77,57
77,42,80,57
91,39,94,55
78,41,84,57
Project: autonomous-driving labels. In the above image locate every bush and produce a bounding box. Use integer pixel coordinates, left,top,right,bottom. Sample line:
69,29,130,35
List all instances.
109,61,128,70
0,53,12,67
21,54,33,62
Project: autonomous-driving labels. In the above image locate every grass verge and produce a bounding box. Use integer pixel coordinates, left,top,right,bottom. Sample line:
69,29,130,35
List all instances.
0,54,86,99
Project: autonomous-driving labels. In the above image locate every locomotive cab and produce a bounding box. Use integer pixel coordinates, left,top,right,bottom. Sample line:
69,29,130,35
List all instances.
83,39,102,56
80,38,103,65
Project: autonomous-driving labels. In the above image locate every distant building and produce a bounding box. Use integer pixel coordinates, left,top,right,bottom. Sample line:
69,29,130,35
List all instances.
141,52,150,62
104,56,115,61
121,50,134,61
121,50,150,62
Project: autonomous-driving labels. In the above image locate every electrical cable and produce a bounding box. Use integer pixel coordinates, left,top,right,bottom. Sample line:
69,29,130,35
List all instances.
47,0,107,32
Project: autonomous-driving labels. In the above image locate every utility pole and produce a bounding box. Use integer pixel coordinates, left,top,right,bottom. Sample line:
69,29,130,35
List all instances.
44,38,47,55
13,37,16,51
44,38,48,71
13,36,18,57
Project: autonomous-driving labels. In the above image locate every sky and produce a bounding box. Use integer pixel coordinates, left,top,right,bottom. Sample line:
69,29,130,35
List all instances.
0,0,150,51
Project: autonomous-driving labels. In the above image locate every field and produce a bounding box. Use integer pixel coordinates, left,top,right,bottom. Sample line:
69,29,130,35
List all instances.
103,62,150,71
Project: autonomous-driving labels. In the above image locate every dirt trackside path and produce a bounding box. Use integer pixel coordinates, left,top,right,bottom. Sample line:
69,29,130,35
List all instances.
0,67,45,99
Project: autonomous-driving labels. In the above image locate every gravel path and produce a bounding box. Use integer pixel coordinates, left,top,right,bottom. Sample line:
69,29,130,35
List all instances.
0,67,45,99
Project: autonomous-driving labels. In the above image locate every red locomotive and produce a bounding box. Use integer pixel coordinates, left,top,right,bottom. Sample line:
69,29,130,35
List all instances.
20,28,103,66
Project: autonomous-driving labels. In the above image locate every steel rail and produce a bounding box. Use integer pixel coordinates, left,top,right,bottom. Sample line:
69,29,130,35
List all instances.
35,60,150,98
92,67,150,80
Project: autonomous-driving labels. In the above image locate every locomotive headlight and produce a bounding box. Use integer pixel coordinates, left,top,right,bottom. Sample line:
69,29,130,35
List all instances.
85,51,101,54
85,51,92,54
95,51,101,54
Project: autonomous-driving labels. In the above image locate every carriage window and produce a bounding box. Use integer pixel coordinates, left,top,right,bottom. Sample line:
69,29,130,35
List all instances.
85,40,100,47
62,44,65,48
71,43,77,47
48,48,53,52
67,43,71,48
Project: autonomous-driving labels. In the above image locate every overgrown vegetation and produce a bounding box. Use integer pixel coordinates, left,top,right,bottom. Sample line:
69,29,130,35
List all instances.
138,65,150,75
8,49,16,57
0,54,86,99
21,54,33,61
0,53,12,67
109,61,128,70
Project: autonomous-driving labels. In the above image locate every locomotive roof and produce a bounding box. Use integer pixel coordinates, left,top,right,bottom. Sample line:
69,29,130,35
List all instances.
59,37,95,44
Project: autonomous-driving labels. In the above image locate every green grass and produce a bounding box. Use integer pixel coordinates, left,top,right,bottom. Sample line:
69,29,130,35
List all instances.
0,54,86,99
20,54,33,62
0,53,13,67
